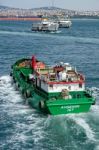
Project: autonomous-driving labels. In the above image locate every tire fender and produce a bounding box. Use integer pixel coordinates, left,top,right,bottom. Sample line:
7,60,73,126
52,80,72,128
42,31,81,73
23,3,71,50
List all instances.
10,72,12,76
26,89,31,98
15,82,19,90
39,100,45,109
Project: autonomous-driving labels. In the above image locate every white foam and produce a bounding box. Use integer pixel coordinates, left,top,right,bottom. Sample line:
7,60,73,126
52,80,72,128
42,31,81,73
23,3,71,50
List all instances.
69,115,95,141
0,75,99,148
90,87,99,96
0,75,46,147
91,105,99,116
95,145,99,150
10,115,46,146
0,75,11,85
67,86,99,142
0,75,22,103
89,87,99,113
0,30,32,36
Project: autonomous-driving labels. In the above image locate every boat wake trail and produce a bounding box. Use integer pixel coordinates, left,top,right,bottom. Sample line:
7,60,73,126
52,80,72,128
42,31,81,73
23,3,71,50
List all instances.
0,75,99,150
45,87,99,150
0,30,33,37
69,115,95,141
0,75,24,105
0,30,61,37
0,30,99,45
0,75,46,149
67,87,99,149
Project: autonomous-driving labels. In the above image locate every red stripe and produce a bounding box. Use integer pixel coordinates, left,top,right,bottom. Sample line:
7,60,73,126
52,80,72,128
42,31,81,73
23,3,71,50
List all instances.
47,81,84,85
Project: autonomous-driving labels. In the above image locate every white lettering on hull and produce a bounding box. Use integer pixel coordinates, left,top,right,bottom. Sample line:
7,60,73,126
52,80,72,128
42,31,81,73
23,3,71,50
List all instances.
61,105,80,112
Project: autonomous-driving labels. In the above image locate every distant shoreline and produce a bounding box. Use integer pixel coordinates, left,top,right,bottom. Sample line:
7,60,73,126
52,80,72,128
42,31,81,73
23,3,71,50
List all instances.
73,15,99,19
0,17,41,21
0,16,99,21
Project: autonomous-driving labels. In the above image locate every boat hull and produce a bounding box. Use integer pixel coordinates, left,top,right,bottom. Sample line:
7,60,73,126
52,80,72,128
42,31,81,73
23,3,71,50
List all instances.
59,21,72,28
47,102,92,115
32,22,59,32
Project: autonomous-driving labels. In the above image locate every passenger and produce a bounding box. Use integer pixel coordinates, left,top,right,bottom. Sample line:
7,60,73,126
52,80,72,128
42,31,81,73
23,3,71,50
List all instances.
61,70,67,81
56,71,60,80
29,74,35,82
58,71,62,81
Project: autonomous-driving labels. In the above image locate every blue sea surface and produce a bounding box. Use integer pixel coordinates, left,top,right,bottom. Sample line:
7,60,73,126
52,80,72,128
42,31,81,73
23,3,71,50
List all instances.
0,19,99,150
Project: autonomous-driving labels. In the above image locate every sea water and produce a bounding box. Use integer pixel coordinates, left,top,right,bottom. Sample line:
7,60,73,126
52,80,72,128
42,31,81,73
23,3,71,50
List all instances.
0,19,99,150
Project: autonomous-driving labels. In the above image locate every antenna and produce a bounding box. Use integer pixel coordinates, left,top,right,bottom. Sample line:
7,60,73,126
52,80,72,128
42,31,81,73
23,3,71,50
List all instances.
52,0,55,7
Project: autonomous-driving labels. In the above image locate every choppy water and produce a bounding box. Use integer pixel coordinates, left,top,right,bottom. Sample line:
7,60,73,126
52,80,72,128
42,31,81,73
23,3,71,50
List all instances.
0,19,99,150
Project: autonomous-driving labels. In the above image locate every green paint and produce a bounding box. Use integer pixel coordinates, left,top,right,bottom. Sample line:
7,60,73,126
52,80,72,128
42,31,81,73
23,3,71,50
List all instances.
11,58,95,115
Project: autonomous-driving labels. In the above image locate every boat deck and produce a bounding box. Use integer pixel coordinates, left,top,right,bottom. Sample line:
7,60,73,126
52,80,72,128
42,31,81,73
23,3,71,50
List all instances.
20,67,32,77
36,67,84,83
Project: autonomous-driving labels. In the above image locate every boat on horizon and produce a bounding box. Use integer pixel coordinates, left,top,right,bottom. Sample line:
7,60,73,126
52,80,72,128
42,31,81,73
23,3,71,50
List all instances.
49,15,72,28
31,18,59,32
57,15,72,28
58,19,72,28
11,55,95,115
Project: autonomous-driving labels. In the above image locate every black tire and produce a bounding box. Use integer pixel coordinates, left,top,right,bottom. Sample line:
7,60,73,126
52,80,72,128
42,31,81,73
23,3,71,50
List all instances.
20,87,23,92
39,100,45,110
23,91,27,99
13,76,16,83
23,92,29,106
11,65,13,69
26,89,31,98
10,72,12,76
15,82,20,90
92,101,95,105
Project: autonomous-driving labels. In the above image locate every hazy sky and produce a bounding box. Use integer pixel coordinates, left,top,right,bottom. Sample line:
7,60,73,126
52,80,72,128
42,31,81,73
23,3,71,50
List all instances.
0,0,99,11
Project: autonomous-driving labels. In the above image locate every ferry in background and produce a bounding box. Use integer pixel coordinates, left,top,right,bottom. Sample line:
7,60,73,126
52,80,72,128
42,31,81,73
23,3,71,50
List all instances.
57,15,72,28
58,19,72,28
31,18,59,32
45,15,72,28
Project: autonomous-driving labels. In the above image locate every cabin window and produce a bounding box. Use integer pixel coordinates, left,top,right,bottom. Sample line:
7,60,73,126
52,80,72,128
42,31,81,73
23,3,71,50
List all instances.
49,84,53,88
79,83,82,88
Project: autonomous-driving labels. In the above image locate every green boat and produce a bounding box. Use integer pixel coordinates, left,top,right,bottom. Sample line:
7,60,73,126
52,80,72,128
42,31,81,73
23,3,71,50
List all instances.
11,55,95,115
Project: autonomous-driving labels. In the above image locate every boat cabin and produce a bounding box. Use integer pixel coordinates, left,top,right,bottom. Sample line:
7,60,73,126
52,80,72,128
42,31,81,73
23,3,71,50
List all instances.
31,58,85,94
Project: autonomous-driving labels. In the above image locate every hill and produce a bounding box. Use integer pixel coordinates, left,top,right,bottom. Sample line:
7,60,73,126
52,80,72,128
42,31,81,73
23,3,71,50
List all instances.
0,5,99,18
